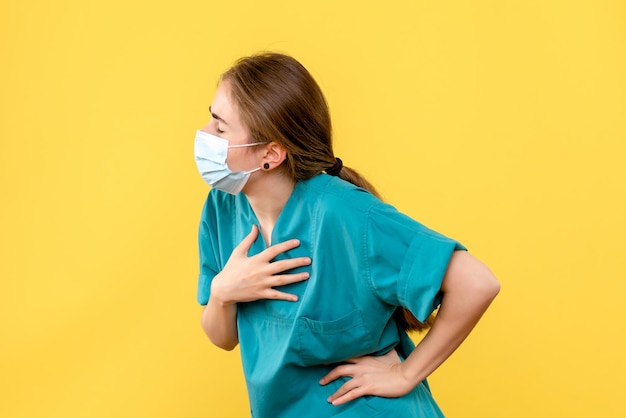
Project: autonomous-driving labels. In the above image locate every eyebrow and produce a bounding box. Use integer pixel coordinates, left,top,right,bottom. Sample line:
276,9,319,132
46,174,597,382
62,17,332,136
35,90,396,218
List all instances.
209,106,228,125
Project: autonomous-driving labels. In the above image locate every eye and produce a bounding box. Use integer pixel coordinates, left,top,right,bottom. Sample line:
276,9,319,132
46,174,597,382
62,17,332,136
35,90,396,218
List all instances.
211,118,224,134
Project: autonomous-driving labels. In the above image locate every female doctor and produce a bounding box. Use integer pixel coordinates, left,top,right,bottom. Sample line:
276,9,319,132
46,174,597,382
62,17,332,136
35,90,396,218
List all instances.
195,52,500,417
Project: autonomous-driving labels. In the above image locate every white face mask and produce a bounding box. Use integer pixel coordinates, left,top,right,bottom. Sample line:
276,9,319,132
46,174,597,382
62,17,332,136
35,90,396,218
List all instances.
194,130,265,195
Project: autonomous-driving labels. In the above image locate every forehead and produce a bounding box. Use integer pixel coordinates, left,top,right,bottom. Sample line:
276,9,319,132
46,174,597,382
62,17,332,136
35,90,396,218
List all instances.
211,81,242,126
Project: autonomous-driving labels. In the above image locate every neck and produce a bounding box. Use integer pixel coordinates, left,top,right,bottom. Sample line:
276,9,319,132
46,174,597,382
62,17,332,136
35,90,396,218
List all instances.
243,169,296,245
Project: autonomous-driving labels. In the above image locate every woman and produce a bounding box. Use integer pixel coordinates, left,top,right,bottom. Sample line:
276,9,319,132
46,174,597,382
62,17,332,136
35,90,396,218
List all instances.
195,52,500,417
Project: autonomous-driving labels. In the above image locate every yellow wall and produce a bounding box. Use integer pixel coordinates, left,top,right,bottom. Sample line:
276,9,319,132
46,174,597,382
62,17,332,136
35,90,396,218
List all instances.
2,1,624,417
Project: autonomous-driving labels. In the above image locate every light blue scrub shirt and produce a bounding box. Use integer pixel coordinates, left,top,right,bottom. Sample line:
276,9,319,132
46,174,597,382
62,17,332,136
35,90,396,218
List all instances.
197,174,465,418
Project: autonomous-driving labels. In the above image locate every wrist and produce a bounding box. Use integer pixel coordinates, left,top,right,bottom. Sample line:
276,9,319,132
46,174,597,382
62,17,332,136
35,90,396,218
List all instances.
399,355,427,387
210,274,236,306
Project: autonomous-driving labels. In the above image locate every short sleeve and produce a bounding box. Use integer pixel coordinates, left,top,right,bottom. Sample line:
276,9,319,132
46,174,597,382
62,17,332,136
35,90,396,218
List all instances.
197,195,221,306
366,203,466,322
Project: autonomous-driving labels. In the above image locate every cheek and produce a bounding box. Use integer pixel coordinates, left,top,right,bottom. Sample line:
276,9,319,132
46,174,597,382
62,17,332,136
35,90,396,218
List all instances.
226,147,257,171
224,148,243,169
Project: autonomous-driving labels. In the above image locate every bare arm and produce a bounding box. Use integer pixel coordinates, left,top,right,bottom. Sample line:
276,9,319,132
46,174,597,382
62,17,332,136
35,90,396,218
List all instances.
201,225,311,351
321,250,500,404
201,288,239,351
400,250,500,384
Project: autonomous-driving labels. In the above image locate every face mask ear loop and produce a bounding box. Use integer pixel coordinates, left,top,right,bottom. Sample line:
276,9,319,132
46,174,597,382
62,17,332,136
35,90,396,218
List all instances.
227,142,267,149
226,142,266,176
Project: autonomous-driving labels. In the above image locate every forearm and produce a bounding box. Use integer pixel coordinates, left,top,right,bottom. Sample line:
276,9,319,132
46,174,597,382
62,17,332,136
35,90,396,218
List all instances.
402,288,497,384
201,293,239,351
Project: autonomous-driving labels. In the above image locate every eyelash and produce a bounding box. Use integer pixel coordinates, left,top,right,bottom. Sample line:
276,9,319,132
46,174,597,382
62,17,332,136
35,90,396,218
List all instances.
212,118,224,134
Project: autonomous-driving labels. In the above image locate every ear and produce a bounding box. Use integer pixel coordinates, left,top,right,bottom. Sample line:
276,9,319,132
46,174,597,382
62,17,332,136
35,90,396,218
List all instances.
261,141,288,170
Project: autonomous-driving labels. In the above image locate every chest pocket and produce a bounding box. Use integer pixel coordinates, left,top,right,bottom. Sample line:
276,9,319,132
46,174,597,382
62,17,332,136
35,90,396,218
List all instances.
295,309,374,367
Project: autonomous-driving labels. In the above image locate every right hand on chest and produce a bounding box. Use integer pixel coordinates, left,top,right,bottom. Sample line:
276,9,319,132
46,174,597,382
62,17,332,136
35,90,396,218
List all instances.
210,225,311,304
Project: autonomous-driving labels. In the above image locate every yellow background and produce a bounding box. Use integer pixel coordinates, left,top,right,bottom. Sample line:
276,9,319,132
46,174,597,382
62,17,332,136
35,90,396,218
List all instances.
2,0,625,417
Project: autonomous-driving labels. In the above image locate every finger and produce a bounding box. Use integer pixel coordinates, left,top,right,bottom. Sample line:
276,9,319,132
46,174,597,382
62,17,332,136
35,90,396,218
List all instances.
319,364,354,386
269,272,310,288
232,225,259,256
330,384,368,406
336,354,372,365
266,257,312,275
262,289,302,302
260,238,302,260
342,349,398,365
327,379,359,404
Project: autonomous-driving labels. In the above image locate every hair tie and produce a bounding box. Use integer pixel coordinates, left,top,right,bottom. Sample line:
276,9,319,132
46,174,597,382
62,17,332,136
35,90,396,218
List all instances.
326,157,343,176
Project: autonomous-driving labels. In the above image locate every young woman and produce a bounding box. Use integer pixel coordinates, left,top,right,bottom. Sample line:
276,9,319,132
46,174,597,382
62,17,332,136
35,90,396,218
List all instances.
195,52,500,417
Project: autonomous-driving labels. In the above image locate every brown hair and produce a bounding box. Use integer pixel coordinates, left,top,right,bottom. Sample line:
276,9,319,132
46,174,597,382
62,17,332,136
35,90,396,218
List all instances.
221,52,431,332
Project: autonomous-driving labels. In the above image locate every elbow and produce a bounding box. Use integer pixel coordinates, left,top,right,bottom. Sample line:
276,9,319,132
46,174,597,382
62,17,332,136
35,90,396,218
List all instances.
446,251,500,304
211,338,238,352
468,252,500,303
200,314,238,352
477,268,500,304
204,328,239,352
487,275,501,302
